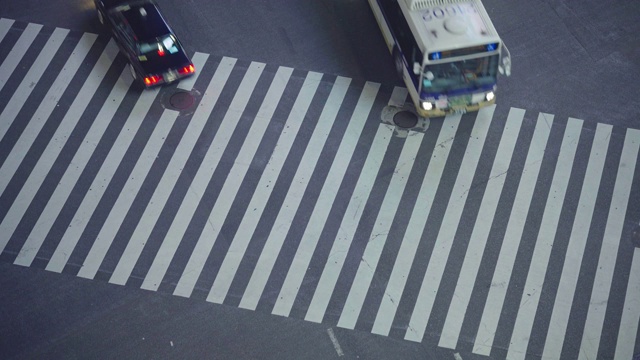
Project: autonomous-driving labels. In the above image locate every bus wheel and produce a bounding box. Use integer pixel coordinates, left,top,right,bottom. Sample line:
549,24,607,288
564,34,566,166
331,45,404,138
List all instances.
393,48,404,79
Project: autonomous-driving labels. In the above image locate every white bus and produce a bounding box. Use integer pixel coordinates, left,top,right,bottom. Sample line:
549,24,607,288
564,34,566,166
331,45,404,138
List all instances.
368,0,512,117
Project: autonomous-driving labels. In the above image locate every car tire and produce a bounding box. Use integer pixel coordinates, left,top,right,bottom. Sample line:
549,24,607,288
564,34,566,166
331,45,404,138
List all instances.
97,10,104,25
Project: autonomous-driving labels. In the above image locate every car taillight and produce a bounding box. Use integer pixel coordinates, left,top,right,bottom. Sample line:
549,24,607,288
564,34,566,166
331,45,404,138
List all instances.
178,64,195,74
144,75,161,86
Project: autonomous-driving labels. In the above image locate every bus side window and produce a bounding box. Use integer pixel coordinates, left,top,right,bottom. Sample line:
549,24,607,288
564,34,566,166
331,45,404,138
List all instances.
380,0,423,77
412,46,423,74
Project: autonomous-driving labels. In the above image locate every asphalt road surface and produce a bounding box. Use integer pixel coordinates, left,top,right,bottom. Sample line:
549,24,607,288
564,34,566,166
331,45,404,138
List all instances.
1,1,639,359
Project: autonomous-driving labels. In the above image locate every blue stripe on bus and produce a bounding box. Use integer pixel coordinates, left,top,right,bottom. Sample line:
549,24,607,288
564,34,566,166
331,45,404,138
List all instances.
422,83,496,98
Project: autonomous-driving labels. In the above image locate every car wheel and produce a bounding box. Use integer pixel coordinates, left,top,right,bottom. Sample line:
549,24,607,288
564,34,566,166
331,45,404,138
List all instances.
97,10,104,25
129,63,137,81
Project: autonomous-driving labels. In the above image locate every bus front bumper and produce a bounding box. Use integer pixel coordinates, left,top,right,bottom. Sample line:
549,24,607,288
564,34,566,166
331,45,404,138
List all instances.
415,97,496,118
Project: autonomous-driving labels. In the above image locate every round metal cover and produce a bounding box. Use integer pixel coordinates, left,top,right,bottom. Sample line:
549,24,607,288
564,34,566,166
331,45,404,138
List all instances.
169,91,195,110
393,110,418,129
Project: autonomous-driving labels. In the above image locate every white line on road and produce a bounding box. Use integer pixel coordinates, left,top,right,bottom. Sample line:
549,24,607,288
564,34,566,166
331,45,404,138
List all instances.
405,105,495,342
472,112,554,355
0,30,97,194
614,248,640,360
272,87,408,318
169,64,290,296
290,87,400,322
370,111,463,336
234,77,354,310
0,18,15,45
49,86,161,275
327,328,344,357
119,57,251,287
541,123,612,359
507,117,583,360
0,22,41,94
337,130,424,329
0,39,117,254
304,122,395,323
0,27,68,142
14,66,132,267
579,128,640,360
2,32,98,265
206,71,323,303
438,107,525,347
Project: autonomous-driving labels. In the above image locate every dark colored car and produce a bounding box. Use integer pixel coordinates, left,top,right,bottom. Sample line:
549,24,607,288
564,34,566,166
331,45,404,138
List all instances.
94,0,195,88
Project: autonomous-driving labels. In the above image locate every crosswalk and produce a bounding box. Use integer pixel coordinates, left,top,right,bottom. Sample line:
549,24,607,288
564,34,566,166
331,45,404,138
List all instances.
1,18,639,359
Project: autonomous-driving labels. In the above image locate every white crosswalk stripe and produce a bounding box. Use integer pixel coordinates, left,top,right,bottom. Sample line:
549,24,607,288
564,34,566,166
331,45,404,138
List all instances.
338,124,423,330
506,117,583,359
110,57,252,283
579,128,640,360
472,112,554,355
82,51,220,283
13,65,132,267
0,38,118,252
615,248,640,360
50,85,160,275
1,19,639,359
540,123,611,359
0,34,97,208
0,22,41,94
0,27,68,142
243,79,378,312
438,107,524,347
105,108,182,285
207,70,323,304
0,18,14,44
239,78,367,311
106,53,209,286
0,30,97,200
405,105,495,342
170,63,288,296
370,107,462,335
285,87,406,321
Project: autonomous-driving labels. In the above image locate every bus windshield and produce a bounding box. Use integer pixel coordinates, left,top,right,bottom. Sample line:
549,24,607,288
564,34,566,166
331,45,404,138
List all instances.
421,54,499,96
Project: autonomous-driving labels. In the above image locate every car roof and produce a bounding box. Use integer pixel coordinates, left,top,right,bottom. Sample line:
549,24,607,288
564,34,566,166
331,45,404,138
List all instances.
107,0,171,42
101,0,145,10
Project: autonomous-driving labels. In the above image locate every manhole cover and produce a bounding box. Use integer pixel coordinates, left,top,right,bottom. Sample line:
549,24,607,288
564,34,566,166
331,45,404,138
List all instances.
169,91,195,110
393,110,418,128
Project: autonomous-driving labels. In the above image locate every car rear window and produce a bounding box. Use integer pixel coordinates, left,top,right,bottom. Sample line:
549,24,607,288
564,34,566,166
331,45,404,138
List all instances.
137,35,181,60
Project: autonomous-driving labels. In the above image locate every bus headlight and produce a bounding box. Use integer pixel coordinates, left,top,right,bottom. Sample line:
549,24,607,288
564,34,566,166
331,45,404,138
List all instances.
420,101,433,111
486,91,495,102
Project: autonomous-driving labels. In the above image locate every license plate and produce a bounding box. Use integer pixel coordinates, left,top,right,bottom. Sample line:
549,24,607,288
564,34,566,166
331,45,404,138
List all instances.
164,71,177,82
452,107,467,114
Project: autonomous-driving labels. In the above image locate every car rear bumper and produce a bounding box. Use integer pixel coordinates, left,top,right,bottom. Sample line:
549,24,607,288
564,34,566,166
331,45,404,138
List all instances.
142,67,195,88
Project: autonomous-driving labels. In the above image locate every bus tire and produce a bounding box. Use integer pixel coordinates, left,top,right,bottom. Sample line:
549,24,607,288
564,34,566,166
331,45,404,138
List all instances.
393,47,404,80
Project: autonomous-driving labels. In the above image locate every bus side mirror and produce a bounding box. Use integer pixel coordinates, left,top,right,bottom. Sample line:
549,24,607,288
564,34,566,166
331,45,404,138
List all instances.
413,62,421,75
499,57,511,76
499,43,512,76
